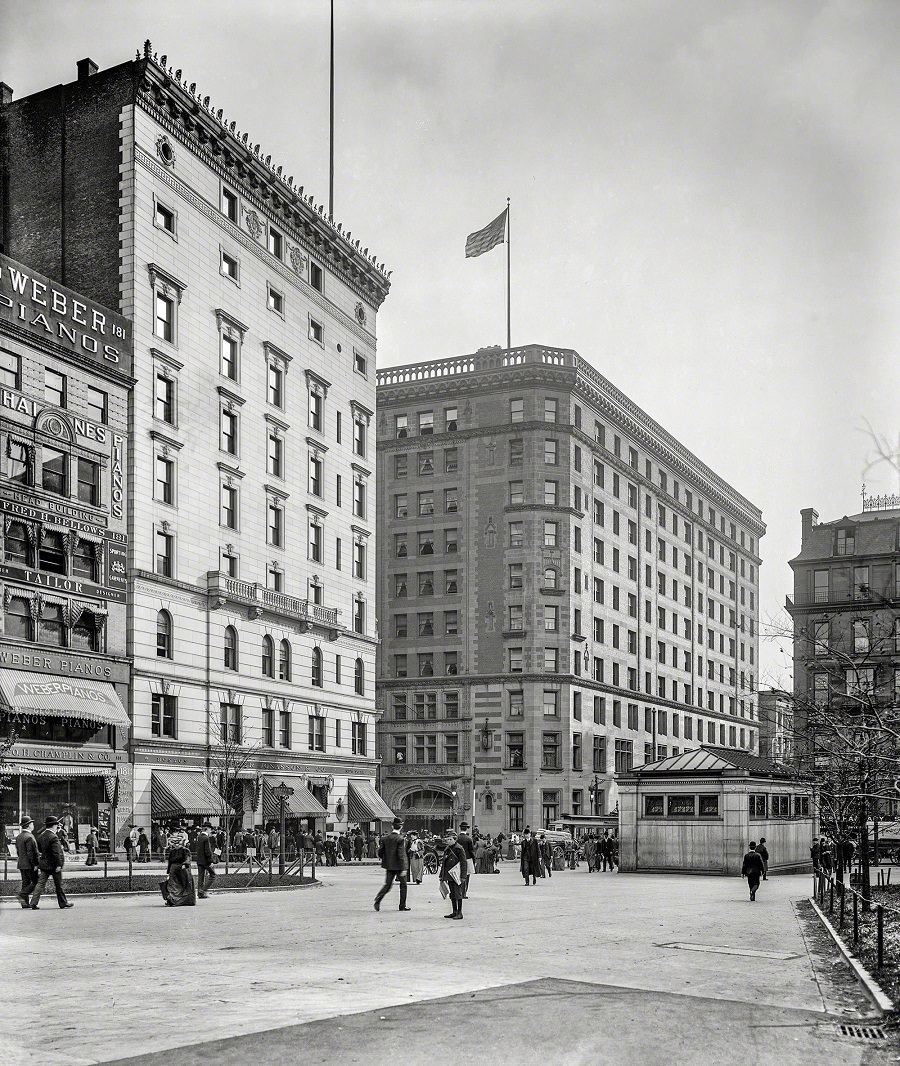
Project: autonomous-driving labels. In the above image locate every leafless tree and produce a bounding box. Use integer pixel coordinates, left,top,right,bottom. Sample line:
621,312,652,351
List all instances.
205,707,263,861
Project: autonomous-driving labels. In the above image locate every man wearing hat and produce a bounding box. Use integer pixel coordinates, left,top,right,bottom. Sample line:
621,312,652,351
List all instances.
374,816,410,912
195,821,217,899
15,816,39,908
456,822,476,899
30,816,73,909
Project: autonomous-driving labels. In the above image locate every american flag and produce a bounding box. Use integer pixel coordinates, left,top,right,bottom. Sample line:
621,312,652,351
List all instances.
465,209,508,258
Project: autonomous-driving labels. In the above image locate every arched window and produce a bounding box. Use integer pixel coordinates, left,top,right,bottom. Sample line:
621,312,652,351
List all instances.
39,531,66,574
261,635,274,678
543,566,558,590
224,625,238,670
72,610,99,652
5,596,31,640
156,610,173,659
72,541,98,582
39,603,65,646
311,647,323,688
5,522,30,566
279,639,292,681
354,657,364,695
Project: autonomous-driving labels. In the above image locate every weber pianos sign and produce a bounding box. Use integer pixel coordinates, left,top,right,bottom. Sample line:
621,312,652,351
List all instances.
0,254,132,375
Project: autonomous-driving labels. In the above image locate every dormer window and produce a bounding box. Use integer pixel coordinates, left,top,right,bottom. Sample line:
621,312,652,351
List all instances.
835,528,855,556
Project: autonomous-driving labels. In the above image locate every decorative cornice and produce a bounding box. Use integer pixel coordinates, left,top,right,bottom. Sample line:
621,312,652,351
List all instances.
216,384,246,406
305,368,332,394
134,45,390,306
214,308,249,337
216,461,245,480
148,429,183,451
264,413,290,432
265,484,290,501
350,400,374,421
149,347,184,372
147,262,187,296
306,436,329,454
262,340,293,365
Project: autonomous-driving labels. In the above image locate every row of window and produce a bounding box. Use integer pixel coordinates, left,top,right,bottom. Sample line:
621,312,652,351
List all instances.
807,617,900,656
390,400,758,556
390,691,460,719
393,489,459,518
6,439,102,506
5,522,101,583
392,571,459,598
4,596,104,652
810,666,900,702
395,528,458,558
152,693,367,754
390,733,462,764
0,352,109,423
394,448,459,478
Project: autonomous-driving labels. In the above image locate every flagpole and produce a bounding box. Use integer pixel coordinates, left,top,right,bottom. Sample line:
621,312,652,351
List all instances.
506,197,511,352
329,0,335,218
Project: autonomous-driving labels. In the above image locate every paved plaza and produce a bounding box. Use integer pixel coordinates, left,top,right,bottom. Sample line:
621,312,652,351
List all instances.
0,863,893,1065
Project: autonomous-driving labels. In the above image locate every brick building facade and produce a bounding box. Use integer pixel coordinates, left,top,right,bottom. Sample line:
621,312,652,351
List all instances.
0,252,132,848
375,345,765,836
1,45,393,839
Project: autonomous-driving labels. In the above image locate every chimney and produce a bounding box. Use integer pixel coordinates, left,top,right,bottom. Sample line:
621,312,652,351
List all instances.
0,83,13,106
77,58,98,81
800,507,818,547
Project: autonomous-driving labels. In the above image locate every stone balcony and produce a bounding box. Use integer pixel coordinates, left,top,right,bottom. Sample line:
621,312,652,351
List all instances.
207,571,341,632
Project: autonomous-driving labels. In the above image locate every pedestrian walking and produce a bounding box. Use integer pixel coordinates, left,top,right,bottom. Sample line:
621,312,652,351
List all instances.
84,827,99,866
438,832,466,920
520,828,541,886
160,829,196,907
122,824,136,863
741,841,765,902
30,816,74,910
820,839,834,878
810,837,820,871
15,816,39,908
457,822,476,898
138,828,151,863
373,817,410,912
755,837,769,880
195,821,218,899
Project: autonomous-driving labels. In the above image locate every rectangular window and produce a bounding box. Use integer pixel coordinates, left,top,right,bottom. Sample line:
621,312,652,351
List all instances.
220,484,238,529
151,694,177,738
614,739,633,773
308,715,326,751
222,186,238,222
354,419,367,458
268,501,284,546
221,333,239,380
154,292,175,343
221,249,239,281
76,458,100,506
592,736,606,773
155,454,175,504
509,438,524,465
0,349,21,389
351,721,367,755
267,433,283,478
41,447,68,496
509,521,524,548
267,363,284,408
445,734,459,764
510,398,524,423
155,530,174,577
572,732,583,770
221,408,239,455
509,481,525,505
267,284,285,315
506,732,525,768
45,368,66,408
155,200,175,233
543,690,559,717
85,386,108,425
544,397,558,423
262,708,274,747
155,373,175,424
268,226,284,260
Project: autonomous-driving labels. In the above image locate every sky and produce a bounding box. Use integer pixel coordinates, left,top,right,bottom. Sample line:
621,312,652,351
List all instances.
3,0,899,688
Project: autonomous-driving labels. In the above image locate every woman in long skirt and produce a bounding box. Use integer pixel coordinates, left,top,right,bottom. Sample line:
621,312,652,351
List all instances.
408,832,425,884
161,830,196,906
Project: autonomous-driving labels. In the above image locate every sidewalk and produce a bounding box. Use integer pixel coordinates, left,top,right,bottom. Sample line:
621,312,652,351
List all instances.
0,864,893,1065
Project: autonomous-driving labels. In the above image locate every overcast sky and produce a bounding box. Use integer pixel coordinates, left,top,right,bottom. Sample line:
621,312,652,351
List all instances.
3,0,898,687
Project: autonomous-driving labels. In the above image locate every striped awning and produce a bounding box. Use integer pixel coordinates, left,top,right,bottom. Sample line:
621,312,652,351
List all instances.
151,770,230,818
262,776,329,820
0,670,129,728
348,779,395,823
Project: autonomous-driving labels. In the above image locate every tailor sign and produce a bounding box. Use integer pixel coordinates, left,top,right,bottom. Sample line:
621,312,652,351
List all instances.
0,254,132,375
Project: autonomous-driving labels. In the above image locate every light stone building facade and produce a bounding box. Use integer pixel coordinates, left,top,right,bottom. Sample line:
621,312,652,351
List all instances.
1,45,393,839
375,345,765,836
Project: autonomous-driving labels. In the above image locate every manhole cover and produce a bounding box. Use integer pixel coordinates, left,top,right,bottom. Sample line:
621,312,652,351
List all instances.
659,942,799,960
838,1024,886,1041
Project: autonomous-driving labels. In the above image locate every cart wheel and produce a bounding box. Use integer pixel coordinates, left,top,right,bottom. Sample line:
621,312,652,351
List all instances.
423,853,438,876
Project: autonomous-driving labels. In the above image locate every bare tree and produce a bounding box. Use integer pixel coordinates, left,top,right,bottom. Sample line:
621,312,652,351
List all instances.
205,706,263,861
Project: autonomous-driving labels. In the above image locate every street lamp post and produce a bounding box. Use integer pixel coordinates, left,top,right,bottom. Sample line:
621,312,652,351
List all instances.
450,782,458,830
272,782,293,876
588,775,600,816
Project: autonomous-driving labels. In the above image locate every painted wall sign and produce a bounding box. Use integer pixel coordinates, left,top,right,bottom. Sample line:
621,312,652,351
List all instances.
0,644,129,682
0,387,113,445
0,254,132,374
0,486,112,530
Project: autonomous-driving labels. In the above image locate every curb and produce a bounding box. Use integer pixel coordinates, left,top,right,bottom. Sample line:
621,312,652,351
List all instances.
808,896,895,1015
0,881,322,902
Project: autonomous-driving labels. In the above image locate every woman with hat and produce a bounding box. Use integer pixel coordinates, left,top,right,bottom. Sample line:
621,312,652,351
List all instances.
160,829,196,906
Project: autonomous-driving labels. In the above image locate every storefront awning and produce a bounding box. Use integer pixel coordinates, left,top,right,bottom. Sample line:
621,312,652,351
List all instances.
348,779,396,823
262,775,329,820
151,770,229,818
0,670,129,728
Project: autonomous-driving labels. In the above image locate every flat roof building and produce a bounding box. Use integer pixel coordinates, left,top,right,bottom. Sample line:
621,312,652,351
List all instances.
375,344,765,836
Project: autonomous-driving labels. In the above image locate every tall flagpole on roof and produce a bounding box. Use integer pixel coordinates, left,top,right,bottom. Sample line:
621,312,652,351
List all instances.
506,198,511,352
329,0,335,218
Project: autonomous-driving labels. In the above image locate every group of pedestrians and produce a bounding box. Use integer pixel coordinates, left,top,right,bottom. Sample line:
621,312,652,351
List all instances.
15,816,75,910
583,831,619,872
519,828,556,885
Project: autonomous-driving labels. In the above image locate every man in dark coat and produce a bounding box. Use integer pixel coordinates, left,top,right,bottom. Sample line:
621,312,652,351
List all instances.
538,833,553,878
741,841,765,902
755,838,769,880
520,828,541,885
30,816,73,909
439,830,468,919
15,816,39,908
195,821,217,899
456,822,476,898
374,817,410,912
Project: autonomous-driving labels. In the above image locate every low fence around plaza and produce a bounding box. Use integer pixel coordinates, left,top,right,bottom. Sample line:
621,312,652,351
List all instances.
812,868,898,972
1,851,318,895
